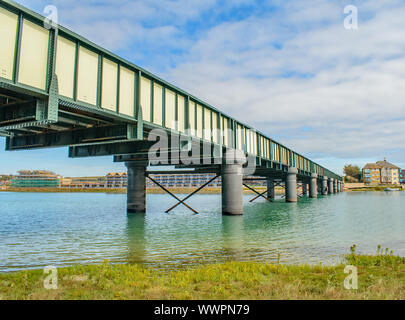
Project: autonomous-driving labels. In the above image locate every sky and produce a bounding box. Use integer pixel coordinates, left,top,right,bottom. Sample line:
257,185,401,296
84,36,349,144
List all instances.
1,0,405,176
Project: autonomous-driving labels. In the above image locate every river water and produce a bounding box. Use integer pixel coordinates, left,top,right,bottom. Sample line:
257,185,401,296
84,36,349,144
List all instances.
0,191,404,272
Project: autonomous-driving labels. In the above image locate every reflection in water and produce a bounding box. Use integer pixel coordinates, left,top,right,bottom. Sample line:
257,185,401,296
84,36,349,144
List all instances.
126,214,146,264
221,215,244,260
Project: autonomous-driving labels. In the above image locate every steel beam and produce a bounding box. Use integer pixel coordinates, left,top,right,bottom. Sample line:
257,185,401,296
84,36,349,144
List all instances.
69,140,153,158
6,124,136,150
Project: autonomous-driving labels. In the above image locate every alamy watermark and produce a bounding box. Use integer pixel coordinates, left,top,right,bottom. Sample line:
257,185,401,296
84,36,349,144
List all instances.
147,125,257,175
43,5,58,30
43,266,58,290
344,5,358,30
344,265,358,290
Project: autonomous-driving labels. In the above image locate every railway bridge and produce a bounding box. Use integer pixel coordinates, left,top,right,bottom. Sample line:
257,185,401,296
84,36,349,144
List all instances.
0,0,342,215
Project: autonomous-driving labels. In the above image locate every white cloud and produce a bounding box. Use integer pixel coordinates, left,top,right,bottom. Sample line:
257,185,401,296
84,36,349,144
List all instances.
163,1,405,172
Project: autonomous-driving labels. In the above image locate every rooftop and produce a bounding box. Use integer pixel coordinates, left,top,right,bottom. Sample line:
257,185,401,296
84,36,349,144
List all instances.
375,160,401,169
363,163,381,170
363,159,401,170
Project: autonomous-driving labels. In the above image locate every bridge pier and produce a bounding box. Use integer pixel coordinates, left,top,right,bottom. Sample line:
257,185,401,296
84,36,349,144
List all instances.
322,176,328,195
334,180,338,194
309,173,318,198
222,163,244,215
266,178,275,199
285,167,298,203
328,178,334,195
126,161,149,214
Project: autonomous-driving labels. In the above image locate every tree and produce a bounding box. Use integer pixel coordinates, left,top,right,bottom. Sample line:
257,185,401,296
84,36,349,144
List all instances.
344,165,361,182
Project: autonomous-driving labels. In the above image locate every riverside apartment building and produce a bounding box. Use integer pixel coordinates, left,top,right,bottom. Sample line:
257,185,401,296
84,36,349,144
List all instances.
362,159,401,185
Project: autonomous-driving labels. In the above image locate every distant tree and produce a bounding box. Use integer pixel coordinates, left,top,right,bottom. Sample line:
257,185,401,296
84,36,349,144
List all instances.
344,165,361,182
0,175,13,181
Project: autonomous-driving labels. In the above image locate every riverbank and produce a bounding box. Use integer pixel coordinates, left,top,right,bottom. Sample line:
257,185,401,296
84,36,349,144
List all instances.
346,186,404,192
1,252,403,300
0,187,286,195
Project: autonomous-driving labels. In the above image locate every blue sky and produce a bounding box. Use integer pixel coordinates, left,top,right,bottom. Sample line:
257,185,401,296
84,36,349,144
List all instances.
2,0,405,176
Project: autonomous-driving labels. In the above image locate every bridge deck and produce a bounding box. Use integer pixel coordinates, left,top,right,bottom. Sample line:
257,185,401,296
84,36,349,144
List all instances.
0,0,341,181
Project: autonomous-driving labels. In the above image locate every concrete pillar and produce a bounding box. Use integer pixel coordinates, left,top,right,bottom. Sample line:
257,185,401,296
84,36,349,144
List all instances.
126,161,148,214
302,183,308,196
322,176,328,195
334,180,338,194
266,178,275,199
222,164,243,215
285,167,298,203
328,178,334,195
309,173,318,198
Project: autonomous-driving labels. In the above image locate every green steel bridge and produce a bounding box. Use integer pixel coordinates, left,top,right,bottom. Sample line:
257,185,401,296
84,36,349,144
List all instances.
0,0,342,214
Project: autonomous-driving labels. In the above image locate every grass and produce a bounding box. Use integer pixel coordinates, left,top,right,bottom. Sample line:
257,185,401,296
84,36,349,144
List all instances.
1,248,404,300
347,185,404,192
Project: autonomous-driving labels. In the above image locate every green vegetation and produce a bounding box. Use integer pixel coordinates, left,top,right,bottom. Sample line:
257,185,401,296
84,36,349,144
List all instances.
344,164,362,183
1,248,403,300
0,175,13,182
347,185,403,192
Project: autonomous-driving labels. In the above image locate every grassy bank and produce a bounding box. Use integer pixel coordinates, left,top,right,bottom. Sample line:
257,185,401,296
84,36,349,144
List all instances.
347,186,404,192
1,251,403,300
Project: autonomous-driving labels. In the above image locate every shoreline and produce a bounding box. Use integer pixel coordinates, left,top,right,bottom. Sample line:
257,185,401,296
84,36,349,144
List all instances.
0,187,286,195
0,252,403,300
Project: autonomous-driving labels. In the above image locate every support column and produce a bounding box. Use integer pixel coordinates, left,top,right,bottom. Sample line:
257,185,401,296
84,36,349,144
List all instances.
126,161,148,214
222,164,243,215
309,173,318,198
328,178,334,195
322,176,328,195
285,167,298,203
302,182,308,196
266,178,275,199
334,180,338,194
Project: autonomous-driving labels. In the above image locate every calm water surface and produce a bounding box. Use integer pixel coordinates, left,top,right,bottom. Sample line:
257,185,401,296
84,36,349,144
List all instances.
0,192,404,272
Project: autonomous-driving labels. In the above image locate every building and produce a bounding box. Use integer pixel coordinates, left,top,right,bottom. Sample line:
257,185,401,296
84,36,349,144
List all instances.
376,160,401,185
10,170,61,188
362,164,382,185
146,173,222,188
362,159,401,185
0,175,13,186
106,173,127,188
400,170,405,185
60,176,106,189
